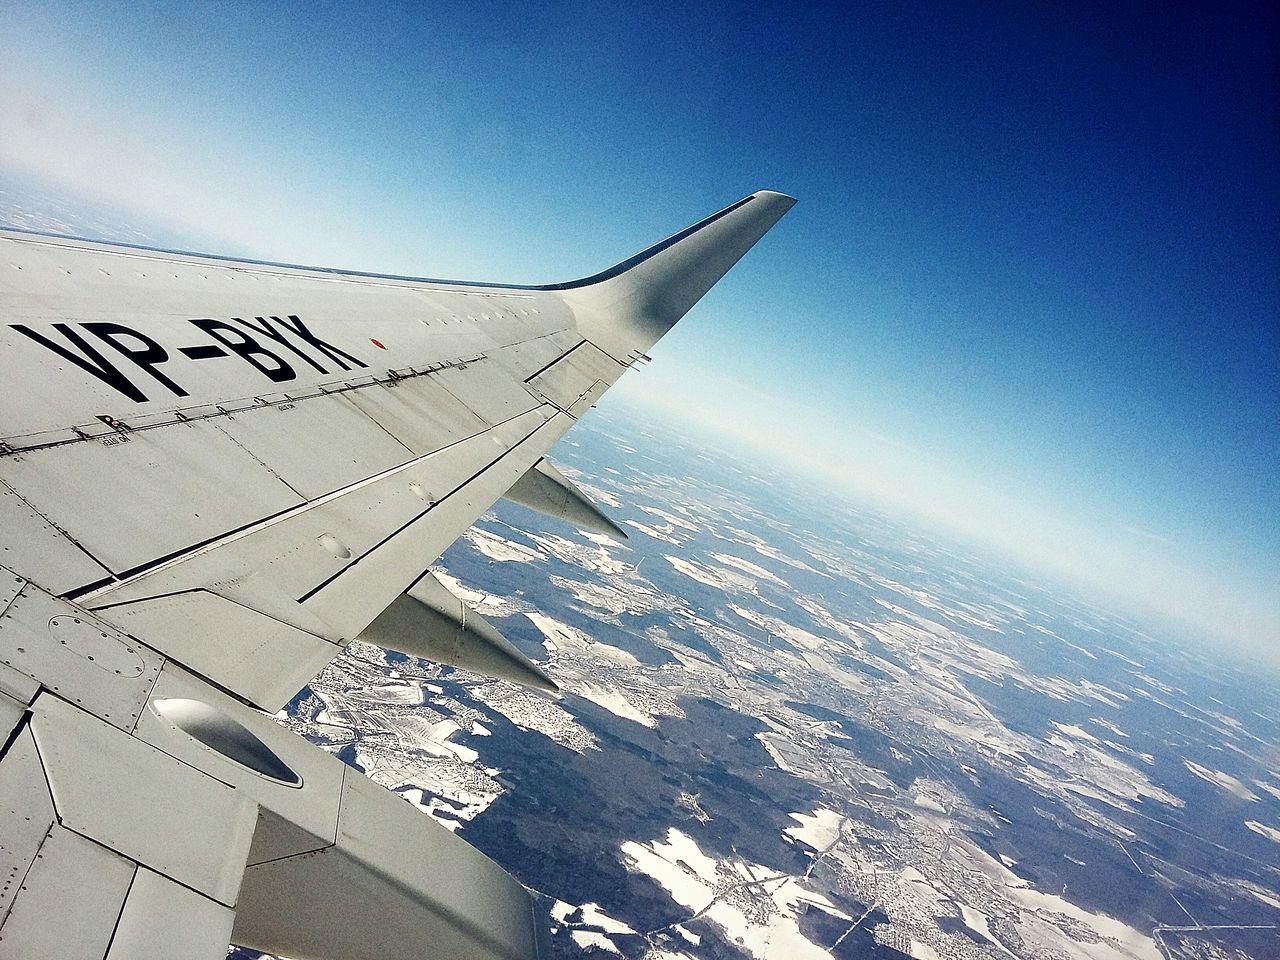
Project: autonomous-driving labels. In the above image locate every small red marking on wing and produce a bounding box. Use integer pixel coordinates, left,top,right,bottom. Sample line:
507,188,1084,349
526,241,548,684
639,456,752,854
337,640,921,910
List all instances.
370,338,386,349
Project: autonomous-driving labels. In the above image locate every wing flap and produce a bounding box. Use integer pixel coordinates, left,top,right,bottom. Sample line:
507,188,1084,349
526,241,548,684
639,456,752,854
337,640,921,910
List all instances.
233,766,548,960
72,408,562,707
301,408,574,637
486,329,583,381
0,478,111,594
343,377,490,454
29,692,259,904
0,731,237,960
0,824,136,960
106,867,236,960
99,590,340,711
0,726,56,924
212,392,417,499
1,416,304,578
429,358,544,426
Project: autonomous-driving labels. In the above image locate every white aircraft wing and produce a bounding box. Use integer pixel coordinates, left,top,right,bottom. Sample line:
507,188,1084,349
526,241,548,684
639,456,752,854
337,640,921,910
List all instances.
0,190,794,959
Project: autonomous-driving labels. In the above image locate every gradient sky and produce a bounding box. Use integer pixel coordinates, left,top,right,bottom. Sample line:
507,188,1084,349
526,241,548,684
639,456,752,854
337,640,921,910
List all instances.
1,2,1276,658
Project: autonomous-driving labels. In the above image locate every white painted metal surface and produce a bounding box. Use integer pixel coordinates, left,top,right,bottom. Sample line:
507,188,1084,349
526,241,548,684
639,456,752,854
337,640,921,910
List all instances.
0,190,795,955
0,571,22,621
342,376,489,455
0,576,164,731
212,392,415,499
525,341,626,412
135,663,343,859
430,358,543,426
0,660,38,705
28,692,258,905
0,481,110,594
0,727,56,923
0,690,23,744
98,590,338,711
485,330,582,382
105,867,236,960
0,825,134,960
0,417,304,577
561,190,796,360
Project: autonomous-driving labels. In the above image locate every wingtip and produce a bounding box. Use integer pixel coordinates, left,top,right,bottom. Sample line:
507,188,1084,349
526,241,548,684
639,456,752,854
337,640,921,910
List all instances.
752,189,797,207
561,187,797,354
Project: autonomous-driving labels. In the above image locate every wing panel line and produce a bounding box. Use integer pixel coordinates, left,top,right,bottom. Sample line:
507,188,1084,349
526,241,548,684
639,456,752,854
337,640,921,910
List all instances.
295,410,552,603
70,407,547,605
520,339,588,383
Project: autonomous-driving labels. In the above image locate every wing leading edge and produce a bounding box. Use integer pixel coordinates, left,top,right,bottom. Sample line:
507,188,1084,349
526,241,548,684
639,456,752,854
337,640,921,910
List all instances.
0,190,794,958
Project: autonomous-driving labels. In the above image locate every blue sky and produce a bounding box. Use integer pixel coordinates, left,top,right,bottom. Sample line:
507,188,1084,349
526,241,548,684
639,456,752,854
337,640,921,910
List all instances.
1,1,1276,657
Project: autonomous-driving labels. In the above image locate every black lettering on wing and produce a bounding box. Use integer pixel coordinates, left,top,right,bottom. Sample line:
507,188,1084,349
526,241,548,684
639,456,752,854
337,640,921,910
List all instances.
11,323,149,403
276,315,368,371
189,319,297,383
81,322,190,398
232,316,330,374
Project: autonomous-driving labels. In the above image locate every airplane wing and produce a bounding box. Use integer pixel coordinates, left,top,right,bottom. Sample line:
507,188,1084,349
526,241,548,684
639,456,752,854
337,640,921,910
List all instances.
0,190,794,959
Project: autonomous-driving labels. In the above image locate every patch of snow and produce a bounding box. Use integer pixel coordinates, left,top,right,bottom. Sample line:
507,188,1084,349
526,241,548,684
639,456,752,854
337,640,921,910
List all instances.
622,519,684,546
464,527,543,563
1255,781,1280,802
639,505,699,531
709,552,787,586
526,612,640,667
575,682,656,727
620,828,843,960
785,809,843,850
1184,760,1259,801
1052,721,1100,743
570,930,620,953
909,940,943,960
665,555,756,592
1244,820,1280,843
675,924,701,945
913,793,947,814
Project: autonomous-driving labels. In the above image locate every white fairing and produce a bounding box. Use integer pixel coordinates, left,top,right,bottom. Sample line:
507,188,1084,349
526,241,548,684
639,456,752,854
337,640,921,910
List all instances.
0,190,794,957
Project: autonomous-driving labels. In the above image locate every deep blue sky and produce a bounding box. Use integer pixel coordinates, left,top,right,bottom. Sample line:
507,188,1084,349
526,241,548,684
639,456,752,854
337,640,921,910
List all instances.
1,1,1276,654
